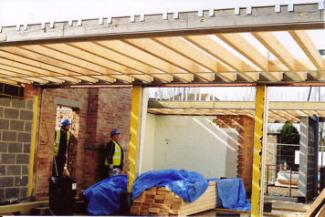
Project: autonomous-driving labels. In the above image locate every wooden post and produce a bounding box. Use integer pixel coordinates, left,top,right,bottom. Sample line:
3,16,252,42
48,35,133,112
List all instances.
251,85,268,217
28,96,39,197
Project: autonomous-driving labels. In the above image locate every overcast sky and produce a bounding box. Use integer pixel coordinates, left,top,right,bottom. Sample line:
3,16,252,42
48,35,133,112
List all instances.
0,0,320,26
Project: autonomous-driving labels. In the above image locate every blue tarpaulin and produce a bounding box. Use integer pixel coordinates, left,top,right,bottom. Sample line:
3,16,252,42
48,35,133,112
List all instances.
83,175,127,215
132,169,208,203
209,178,250,211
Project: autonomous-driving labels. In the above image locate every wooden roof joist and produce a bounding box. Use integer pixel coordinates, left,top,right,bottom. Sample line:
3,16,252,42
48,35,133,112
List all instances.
148,100,325,122
0,2,323,86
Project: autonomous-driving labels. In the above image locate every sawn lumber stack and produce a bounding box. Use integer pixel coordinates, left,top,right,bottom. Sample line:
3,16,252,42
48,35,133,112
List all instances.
130,182,217,216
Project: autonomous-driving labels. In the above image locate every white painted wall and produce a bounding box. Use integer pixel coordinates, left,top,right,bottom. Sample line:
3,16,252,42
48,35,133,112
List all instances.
141,113,156,173
141,115,238,179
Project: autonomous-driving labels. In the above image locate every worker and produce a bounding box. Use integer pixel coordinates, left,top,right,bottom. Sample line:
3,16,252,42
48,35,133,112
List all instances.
104,129,124,177
53,119,73,177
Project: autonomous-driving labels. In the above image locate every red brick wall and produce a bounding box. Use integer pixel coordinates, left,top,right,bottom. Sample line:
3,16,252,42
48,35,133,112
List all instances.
214,115,254,193
34,88,89,199
83,88,131,186
29,87,132,199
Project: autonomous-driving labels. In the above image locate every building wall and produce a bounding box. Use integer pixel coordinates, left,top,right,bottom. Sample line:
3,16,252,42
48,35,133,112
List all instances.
0,96,33,200
141,113,156,173
32,87,132,199
213,115,254,192
142,115,238,179
35,88,89,199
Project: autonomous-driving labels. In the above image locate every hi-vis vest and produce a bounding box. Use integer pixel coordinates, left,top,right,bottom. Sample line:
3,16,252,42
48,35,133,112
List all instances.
105,141,122,166
53,130,71,157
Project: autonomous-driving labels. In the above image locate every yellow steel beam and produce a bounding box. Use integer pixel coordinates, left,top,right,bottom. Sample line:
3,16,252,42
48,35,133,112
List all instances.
251,85,268,217
127,86,142,192
28,96,40,197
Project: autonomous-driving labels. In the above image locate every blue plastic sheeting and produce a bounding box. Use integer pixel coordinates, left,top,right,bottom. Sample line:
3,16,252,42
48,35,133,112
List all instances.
209,178,250,211
132,169,208,203
83,175,127,215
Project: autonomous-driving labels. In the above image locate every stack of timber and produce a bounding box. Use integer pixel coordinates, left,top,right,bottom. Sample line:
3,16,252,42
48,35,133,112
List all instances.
130,182,216,216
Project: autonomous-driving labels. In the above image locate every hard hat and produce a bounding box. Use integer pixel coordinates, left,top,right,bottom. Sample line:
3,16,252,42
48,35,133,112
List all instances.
111,129,120,137
61,119,71,127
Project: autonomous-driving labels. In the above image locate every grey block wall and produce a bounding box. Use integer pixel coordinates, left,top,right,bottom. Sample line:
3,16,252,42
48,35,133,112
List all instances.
0,96,33,201
299,116,319,202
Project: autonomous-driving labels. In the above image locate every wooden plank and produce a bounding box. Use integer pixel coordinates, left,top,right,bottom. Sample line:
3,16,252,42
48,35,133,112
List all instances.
124,38,216,82
0,64,63,83
0,68,48,84
304,189,325,217
0,3,323,45
0,201,48,215
185,35,256,72
252,32,300,71
43,43,142,83
153,36,236,82
216,33,283,82
0,49,94,83
99,39,193,83
0,58,79,83
217,33,270,71
71,41,170,83
289,30,324,70
284,71,307,82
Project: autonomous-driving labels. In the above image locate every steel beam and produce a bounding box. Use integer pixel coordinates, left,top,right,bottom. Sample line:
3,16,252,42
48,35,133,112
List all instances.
127,86,143,192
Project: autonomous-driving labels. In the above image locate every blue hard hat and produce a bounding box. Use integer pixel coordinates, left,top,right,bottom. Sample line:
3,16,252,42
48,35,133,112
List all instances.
61,119,71,127
111,129,120,137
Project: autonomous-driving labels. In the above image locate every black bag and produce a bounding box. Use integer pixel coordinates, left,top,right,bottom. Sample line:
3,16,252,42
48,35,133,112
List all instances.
49,158,77,215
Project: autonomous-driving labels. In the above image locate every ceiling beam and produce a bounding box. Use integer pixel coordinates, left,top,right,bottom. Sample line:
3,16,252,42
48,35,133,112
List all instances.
289,30,324,70
216,33,284,82
124,38,217,82
70,41,171,83
0,3,323,46
252,32,297,71
185,35,256,72
0,47,100,82
94,39,192,83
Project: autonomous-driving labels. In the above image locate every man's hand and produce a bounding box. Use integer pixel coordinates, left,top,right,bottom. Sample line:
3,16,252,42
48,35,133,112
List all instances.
63,167,70,176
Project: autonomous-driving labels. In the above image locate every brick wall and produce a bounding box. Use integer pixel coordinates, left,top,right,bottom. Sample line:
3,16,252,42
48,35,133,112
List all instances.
84,88,131,186
32,87,131,199
214,115,254,193
34,88,89,199
0,96,33,201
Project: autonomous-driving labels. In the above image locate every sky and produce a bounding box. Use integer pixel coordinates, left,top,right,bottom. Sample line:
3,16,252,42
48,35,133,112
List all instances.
0,0,321,26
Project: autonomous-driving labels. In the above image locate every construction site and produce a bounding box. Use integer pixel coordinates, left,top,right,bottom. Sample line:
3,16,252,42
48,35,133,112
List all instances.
0,0,325,216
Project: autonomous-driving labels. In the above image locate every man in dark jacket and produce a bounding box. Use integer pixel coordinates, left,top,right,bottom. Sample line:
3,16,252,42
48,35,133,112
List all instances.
53,119,73,177
104,129,124,177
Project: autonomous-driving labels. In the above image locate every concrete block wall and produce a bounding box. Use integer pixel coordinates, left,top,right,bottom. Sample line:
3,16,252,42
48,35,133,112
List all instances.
0,96,33,200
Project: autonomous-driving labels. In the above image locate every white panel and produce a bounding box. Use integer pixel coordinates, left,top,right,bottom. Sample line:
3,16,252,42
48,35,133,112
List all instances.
152,115,238,178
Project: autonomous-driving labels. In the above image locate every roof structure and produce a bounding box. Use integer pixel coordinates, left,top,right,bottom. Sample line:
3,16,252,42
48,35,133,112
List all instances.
0,2,324,86
147,100,325,123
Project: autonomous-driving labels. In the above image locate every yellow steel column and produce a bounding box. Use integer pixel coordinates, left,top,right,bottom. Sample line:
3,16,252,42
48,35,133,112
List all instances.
251,85,268,217
28,96,40,197
127,86,142,192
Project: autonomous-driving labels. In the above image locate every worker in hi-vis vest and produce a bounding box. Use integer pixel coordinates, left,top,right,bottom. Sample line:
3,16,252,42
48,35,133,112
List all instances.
104,129,124,177
53,119,73,177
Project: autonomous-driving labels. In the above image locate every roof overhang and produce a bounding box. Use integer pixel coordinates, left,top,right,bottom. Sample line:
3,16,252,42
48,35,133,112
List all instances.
0,2,324,87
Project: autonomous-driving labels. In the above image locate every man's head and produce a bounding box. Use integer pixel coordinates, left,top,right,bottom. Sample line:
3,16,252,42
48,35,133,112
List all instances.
111,129,121,142
60,119,71,131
